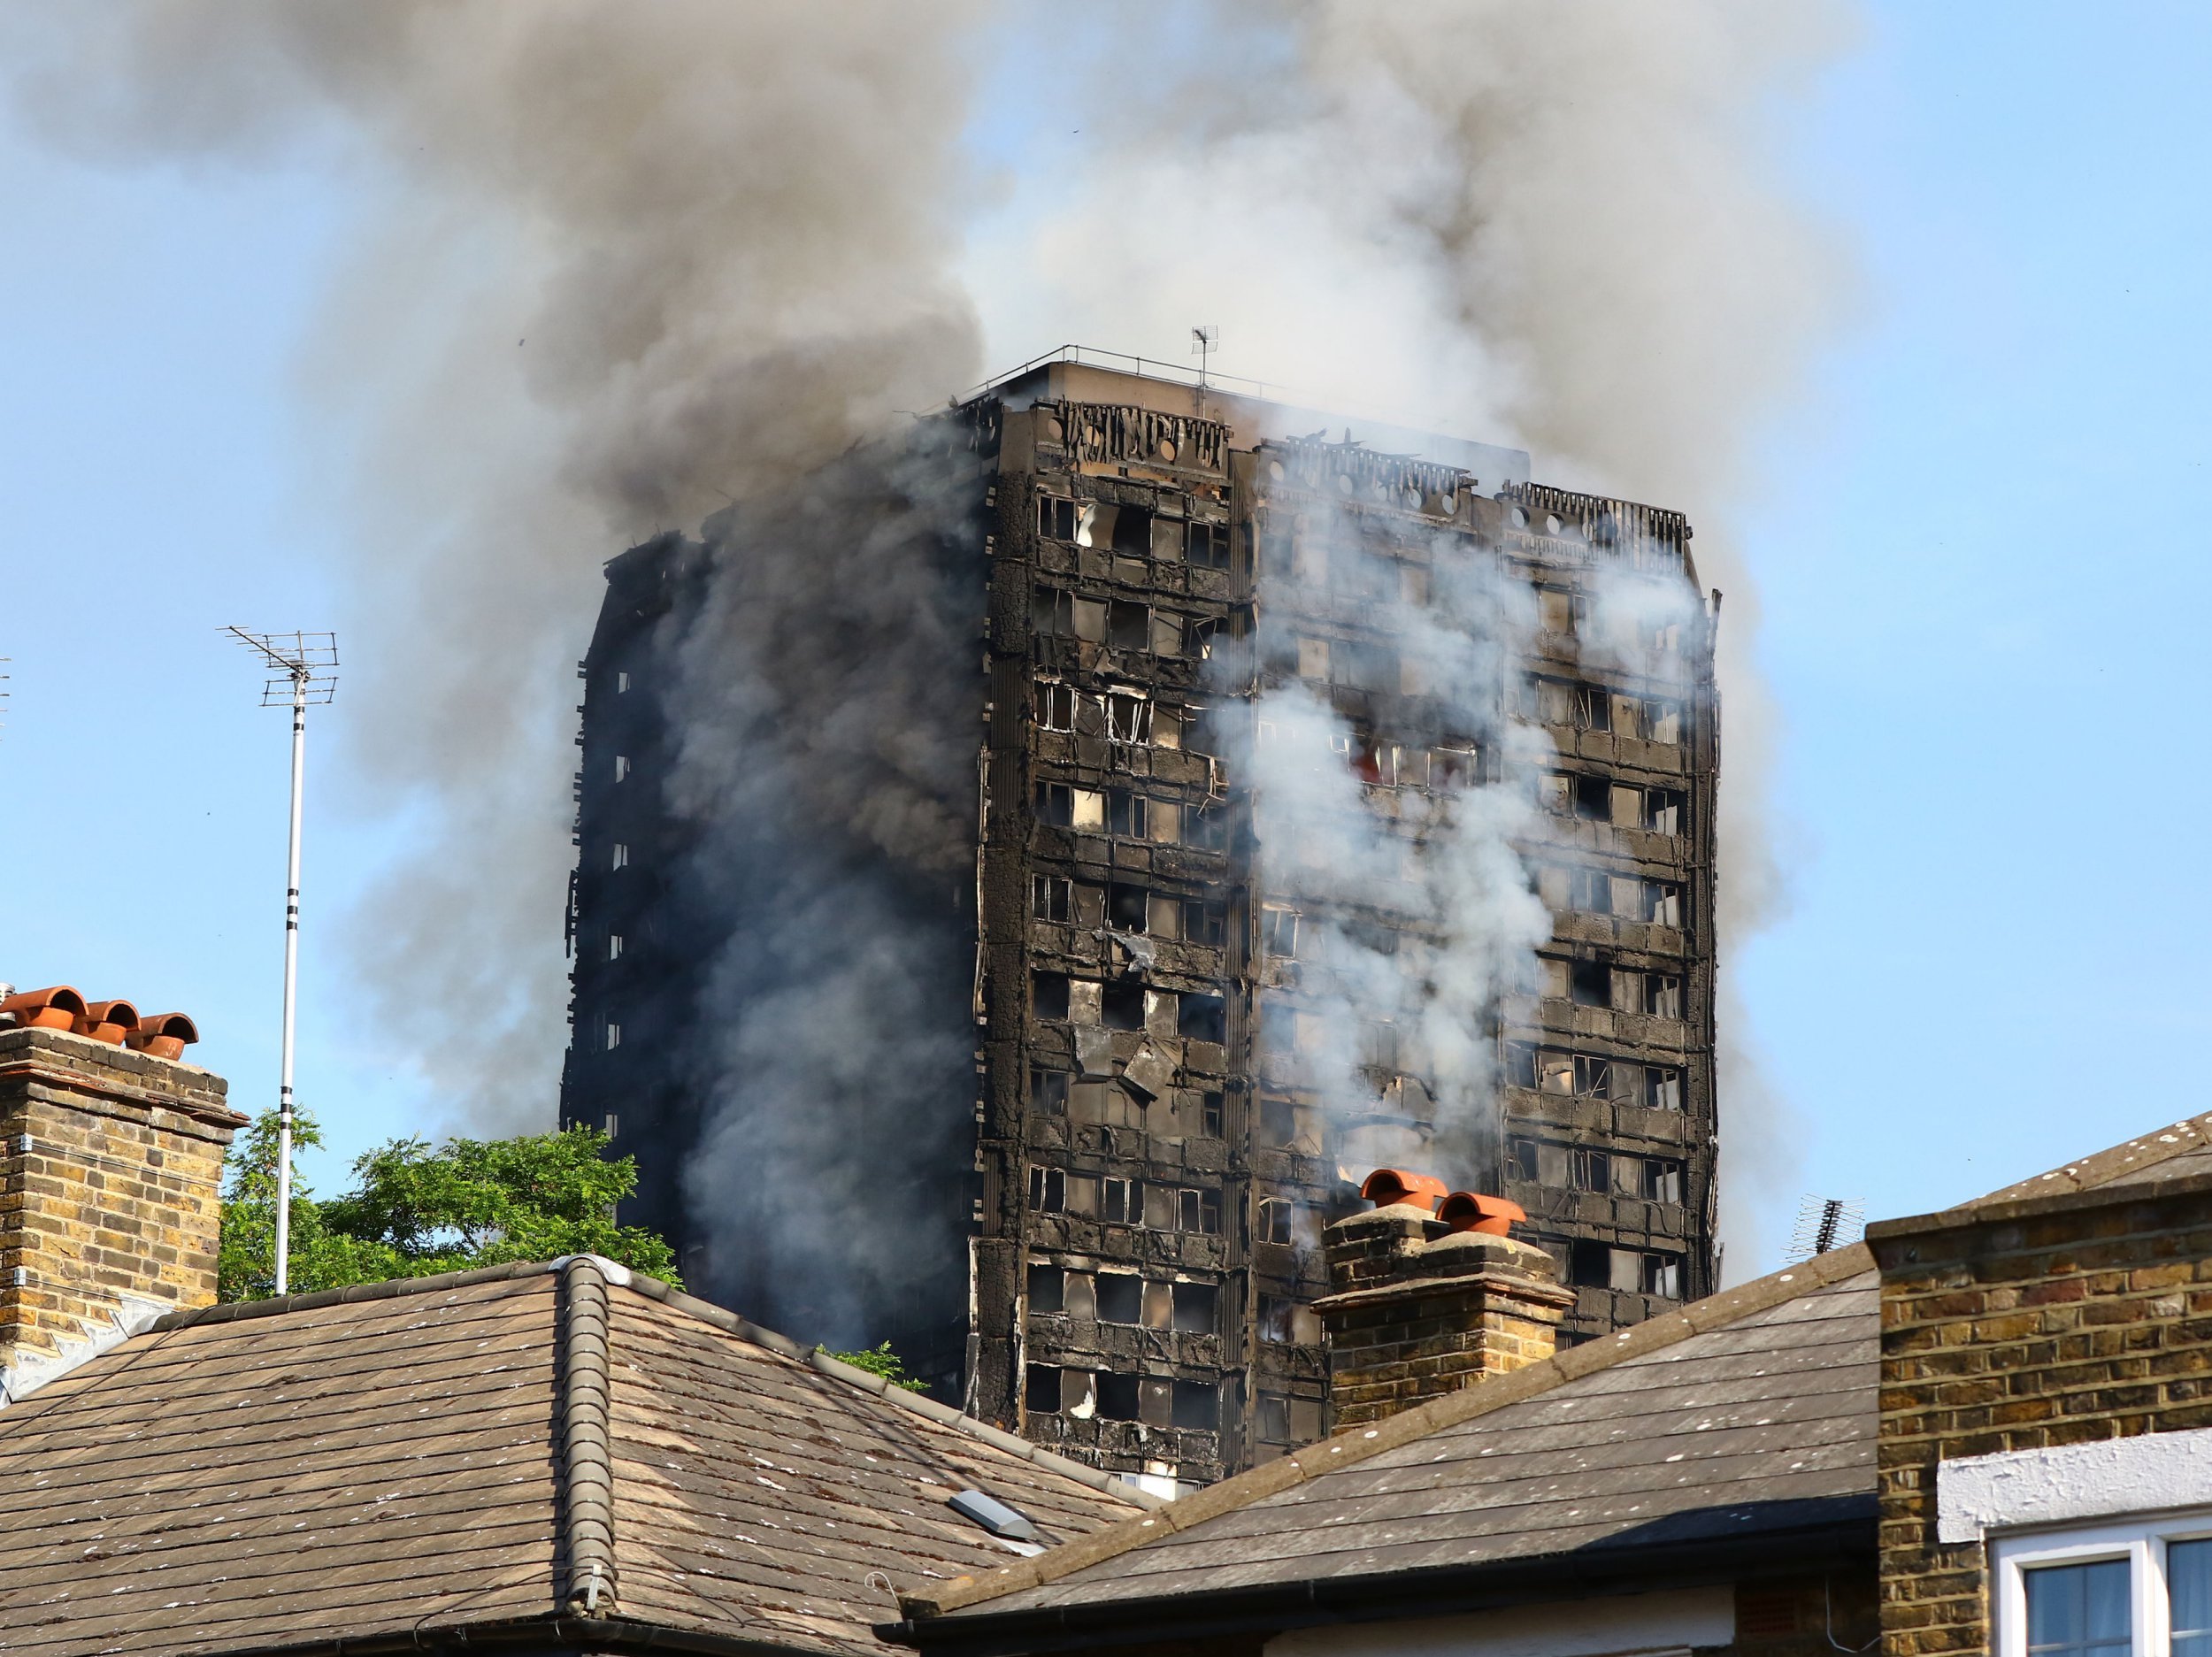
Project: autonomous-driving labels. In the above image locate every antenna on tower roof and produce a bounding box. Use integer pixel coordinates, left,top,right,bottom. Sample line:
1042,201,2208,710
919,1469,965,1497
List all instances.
1786,1194,1865,1262
1191,325,1219,387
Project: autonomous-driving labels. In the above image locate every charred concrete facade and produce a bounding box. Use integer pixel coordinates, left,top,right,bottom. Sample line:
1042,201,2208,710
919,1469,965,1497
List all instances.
561,357,1720,1490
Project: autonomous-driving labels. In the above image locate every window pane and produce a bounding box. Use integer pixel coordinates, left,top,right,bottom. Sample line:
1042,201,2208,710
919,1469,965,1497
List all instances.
2173,1539,2212,1657
2025,1560,2131,1657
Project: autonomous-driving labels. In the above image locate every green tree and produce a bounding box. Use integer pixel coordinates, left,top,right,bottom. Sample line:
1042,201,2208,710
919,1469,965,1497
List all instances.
219,1109,680,1301
825,1339,927,1392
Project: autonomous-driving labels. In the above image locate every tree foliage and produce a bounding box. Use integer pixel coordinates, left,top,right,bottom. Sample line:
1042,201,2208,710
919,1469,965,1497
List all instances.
824,1339,927,1392
219,1109,680,1302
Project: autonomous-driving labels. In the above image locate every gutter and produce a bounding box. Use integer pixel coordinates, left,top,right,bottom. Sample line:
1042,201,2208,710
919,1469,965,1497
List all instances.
878,1509,1876,1657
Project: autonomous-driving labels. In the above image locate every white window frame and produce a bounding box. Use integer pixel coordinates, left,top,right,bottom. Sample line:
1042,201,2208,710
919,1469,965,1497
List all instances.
1993,1510,2212,1657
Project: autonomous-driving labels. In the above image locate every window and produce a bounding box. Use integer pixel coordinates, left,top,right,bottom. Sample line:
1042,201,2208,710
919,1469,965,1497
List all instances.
1637,1158,1686,1204
1644,787,1685,834
616,670,631,694
1096,1372,1141,1422
1027,1263,1065,1314
1257,1294,1322,1346
601,1112,619,1139
1107,789,1148,838
1179,993,1225,1045
1572,684,1611,733
1031,971,1070,1022
1033,875,1073,923
1038,680,1076,732
1027,1166,1066,1213
611,842,629,871
1029,1066,1069,1116
1643,880,1684,926
1183,900,1228,947
1038,495,1077,541
1566,866,1614,915
1101,979,1145,1032
1199,1091,1223,1137
1032,586,1074,636
1645,699,1683,744
1646,1065,1684,1110
603,1022,621,1051
1104,691,1151,743
1095,1272,1142,1324
1537,587,1584,635
1103,1177,1141,1225
1108,599,1150,651
1257,1392,1291,1444
1646,974,1685,1019
1177,1187,1223,1235
1171,1380,1217,1431
1262,905,1299,958
607,933,624,961
1508,1137,1540,1184
1569,960,1610,1008
1187,806,1230,851
1187,520,1231,570
1025,1363,1061,1413
1988,1512,2212,1657
1171,1281,1217,1334
1569,1147,1610,1193
1257,1198,1294,1247
1106,882,1148,932
1033,781,1072,827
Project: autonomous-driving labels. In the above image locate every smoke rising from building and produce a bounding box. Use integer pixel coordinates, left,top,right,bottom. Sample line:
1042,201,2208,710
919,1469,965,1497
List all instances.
7,1,1848,1277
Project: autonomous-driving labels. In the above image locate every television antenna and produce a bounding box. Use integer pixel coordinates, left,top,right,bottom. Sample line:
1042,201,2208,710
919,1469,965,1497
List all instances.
1191,325,1219,387
224,628,338,1296
1786,1194,1865,1262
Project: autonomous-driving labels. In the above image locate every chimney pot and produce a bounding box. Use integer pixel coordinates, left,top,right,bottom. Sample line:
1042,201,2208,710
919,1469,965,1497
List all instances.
74,1000,142,1047
1359,1167,1449,1214
1316,1170,1574,1430
0,986,88,1032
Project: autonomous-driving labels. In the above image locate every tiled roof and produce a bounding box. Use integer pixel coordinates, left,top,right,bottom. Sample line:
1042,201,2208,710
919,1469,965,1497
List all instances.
907,1109,2212,1630
0,1257,1149,1657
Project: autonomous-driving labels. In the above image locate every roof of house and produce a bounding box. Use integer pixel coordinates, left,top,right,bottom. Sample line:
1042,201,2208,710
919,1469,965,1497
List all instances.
900,1109,2212,1640
0,1255,1153,1657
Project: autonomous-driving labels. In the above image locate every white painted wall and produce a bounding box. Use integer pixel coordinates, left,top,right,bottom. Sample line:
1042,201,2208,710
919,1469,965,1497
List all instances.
1937,1426,2212,1545
1263,1585,1736,1657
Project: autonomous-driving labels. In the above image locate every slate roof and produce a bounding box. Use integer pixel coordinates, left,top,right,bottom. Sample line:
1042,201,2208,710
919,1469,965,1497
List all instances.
0,1255,1151,1657
904,1109,2212,1635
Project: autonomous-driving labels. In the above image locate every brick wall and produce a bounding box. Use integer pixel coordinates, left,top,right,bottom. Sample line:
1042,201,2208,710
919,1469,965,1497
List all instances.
1316,1203,1575,1427
1868,1175,2212,1657
0,1027,244,1384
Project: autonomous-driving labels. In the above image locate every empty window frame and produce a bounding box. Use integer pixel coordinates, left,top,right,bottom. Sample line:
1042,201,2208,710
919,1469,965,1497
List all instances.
1029,1066,1070,1116
1176,1187,1223,1235
1106,789,1148,839
1183,900,1228,947
1104,690,1152,743
1644,787,1686,834
1645,1065,1684,1110
1038,495,1078,541
1026,1262,1065,1314
1636,1158,1686,1204
1256,1198,1294,1247
1261,904,1300,959
1642,880,1684,926
1568,1147,1610,1193
1256,1294,1323,1346
1101,979,1146,1032
1537,586,1585,636
603,1022,621,1051
1171,1380,1218,1431
611,842,630,871
1108,599,1151,652
1102,1177,1142,1226
1031,971,1071,1022
1027,1166,1067,1213
1095,1271,1143,1325
1033,781,1105,830
1178,993,1226,1045
1037,679,1077,732
1024,1362,1062,1413
607,933,624,962
1033,874,1073,923
1186,520,1232,570
1032,586,1075,636
1171,1281,1218,1334
1201,1090,1224,1137
1105,881,1148,932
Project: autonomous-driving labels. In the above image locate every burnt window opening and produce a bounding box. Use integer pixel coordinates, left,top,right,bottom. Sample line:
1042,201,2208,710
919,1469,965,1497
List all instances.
1171,1281,1217,1334
603,1022,621,1051
1644,1252,1685,1297
1106,882,1148,932
1564,866,1613,915
611,843,629,871
1024,1363,1061,1413
1201,1090,1224,1138
1257,1294,1322,1346
1183,900,1228,947
1103,1177,1141,1226
1171,1380,1218,1431
1572,774,1612,821
1537,587,1584,636
1187,520,1232,570
1638,1158,1686,1204
1570,1147,1610,1193
1507,1137,1540,1184
1031,971,1071,1023
1645,699,1684,744
607,933,624,962
1038,495,1077,541
1573,684,1611,733
1108,599,1150,652
1178,992,1226,1045
1027,1166,1066,1213
1032,586,1075,637
1262,904,1300,959
1643,880,1684,926
1257,1197,1294,1247
1107,789,1148,839
1037,680,1077,733
1187,807,1230,852
1101,979,1146,1032
1256,1392,1291,1444
1104,691,1151,743
1029,1066,1069,1116
1095,1271,1142,1325
1096,1372,1141,1422
1188,616,1224,661
1033,781,1072,828
1033,874,1073,923
1259,1096,1294,1147
1569,1239,1612,1288
1569,960,1610,1008
1645,974,1685,1019
1646,1066,1684,1110
1178,1187,1223,1235
1431,741,1478,790
1027,1262,1065,1314
1644,787,1686,835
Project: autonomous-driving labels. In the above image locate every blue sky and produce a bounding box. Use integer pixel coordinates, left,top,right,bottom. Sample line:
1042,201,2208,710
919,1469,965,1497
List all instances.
3,4,2205,1263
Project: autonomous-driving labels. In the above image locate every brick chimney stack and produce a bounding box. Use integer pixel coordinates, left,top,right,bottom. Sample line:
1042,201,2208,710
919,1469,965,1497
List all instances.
0,1004,245,1400
1316,1170,1576,1428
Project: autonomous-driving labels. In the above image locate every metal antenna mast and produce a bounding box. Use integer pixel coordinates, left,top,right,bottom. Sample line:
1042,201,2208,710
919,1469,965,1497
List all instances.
1191,325,1219,387
225,628,338,1294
